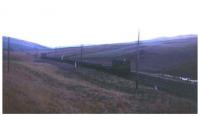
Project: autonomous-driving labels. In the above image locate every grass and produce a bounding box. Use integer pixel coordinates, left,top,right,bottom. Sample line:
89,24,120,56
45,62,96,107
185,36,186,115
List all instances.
166,60,197,79
3,52,197,113
60,36,197,80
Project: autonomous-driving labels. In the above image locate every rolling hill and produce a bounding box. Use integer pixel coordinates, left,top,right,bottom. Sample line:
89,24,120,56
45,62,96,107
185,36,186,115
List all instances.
2,36,50,52
47,34,197,79
3,34,197,113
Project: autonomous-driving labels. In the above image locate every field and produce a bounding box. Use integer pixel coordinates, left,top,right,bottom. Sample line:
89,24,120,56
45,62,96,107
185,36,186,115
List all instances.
3,52,197,113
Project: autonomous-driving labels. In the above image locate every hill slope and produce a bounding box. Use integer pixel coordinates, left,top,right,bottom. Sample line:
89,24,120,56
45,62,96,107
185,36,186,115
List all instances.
2,36,50,52
48,34,197,79
3,52,197,113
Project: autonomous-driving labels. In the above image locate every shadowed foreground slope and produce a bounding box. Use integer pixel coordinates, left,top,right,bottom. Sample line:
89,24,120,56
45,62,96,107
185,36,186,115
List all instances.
3,52,197,113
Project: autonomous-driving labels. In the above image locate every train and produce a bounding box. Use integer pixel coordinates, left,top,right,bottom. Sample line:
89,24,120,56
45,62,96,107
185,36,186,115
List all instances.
41,53,131,75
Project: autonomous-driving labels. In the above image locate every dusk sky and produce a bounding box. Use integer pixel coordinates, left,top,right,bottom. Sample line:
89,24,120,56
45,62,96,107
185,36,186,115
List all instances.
0,0,199,48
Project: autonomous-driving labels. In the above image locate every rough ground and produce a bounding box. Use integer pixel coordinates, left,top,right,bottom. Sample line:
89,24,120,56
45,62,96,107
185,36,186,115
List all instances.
3,52,197,113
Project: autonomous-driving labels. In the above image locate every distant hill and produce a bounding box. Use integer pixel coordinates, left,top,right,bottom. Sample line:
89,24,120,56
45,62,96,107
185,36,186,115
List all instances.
47,34,197,79
2,36,50,52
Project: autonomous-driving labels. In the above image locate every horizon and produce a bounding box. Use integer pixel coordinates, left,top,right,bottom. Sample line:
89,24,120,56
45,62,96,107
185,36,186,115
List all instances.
3,34,197,48
0,0,198,48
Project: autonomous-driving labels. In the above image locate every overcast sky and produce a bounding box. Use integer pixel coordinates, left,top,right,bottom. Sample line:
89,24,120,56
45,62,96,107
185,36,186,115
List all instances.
0,0,199,48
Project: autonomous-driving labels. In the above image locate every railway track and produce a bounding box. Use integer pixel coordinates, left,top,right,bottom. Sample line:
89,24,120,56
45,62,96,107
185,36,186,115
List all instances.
41,56,197,101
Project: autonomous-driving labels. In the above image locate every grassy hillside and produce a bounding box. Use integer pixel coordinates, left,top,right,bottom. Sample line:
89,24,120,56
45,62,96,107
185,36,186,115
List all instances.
166,60,197,79
3,52,197,113
2,36,50,52
48,34,197,79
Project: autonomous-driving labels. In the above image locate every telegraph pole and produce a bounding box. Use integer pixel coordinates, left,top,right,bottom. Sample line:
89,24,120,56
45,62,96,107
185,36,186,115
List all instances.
54,47,57,58
7,37,10,73
80,44,83,62
135,29,140,90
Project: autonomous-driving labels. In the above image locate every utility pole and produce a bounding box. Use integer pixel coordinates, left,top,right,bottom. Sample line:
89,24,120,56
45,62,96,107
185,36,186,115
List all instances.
7,37,10,73
54,47,56,58
135,29,140,90
80,44,83,62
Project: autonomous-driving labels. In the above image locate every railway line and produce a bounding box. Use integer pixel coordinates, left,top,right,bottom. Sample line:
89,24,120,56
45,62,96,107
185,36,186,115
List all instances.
41,55,197,101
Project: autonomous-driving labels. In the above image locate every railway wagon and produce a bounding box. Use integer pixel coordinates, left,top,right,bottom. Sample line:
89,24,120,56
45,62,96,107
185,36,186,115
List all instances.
111,59,131,75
